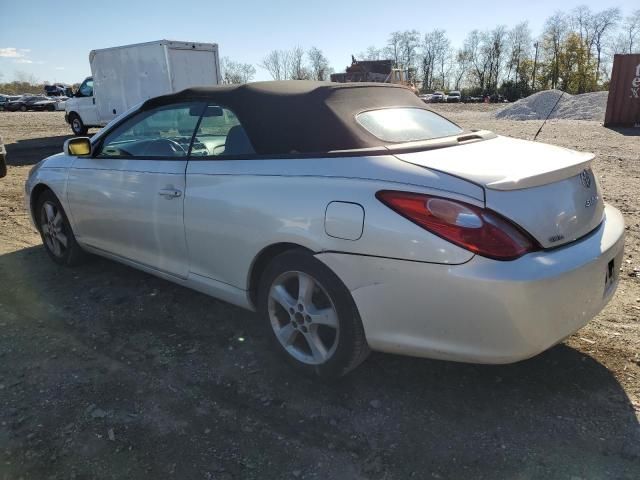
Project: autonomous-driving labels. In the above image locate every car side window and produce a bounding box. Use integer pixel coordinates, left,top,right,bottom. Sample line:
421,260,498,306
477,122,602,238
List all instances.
97,102,204,159
79,79,93,97
190,105,255,157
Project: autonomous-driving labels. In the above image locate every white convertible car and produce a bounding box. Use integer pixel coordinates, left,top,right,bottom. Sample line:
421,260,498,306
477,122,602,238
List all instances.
25,81,624,377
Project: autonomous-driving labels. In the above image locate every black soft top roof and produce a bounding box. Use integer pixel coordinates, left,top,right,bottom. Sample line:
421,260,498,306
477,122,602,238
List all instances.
143,81,429,155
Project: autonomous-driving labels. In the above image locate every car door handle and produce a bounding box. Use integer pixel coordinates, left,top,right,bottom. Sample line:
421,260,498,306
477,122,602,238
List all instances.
158,188,182,199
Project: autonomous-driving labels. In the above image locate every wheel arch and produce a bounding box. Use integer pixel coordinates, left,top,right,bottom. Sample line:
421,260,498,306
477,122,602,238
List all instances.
247,242,315,308
30,183,54,226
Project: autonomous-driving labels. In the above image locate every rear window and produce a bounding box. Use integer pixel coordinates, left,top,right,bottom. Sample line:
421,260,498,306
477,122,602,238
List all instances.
356,108,463,143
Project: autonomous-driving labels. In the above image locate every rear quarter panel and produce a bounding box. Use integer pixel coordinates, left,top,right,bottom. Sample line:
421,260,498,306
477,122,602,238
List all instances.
184,155,479,290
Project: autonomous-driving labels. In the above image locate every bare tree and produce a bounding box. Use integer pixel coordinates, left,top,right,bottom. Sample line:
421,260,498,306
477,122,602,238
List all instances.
485,26,508,92
385,31,403,67
506,22,532,86
571,5,595,55
358,46,383,61
465,30,492,91
307,47,331,81
617,9,640,54
452,48,472,90
420,32,437,91
262,47,331,81
436,36,452,89
261,50,292,80
221,57,256,84
399,30,420,78
421,30,448,91
592,8,621,83
542,12,569,89
289,46,310,80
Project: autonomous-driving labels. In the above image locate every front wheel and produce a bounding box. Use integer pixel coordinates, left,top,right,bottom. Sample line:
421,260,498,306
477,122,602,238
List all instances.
36,190,86,266
69,113,88,135
258,250,370,378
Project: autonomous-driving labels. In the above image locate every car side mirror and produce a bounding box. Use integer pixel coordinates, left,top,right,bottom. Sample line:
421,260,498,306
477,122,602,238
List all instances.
64,137,92,156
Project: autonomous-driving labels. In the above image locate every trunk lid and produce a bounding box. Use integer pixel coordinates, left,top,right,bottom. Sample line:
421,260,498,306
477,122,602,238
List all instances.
394,135,604,248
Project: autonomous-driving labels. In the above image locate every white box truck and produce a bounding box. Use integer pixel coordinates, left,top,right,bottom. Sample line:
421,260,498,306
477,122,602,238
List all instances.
65,40,220,135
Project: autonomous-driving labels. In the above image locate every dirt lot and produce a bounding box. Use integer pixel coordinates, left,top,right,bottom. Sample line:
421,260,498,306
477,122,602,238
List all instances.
1,108,639,479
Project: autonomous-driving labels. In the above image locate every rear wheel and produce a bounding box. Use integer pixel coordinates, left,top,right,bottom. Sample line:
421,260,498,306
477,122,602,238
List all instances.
69,113,88,135
19,105,27,112
258,250,370,378
36,190,86,266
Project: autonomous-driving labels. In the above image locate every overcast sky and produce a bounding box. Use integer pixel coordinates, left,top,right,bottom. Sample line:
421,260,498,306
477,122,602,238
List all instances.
0,0,637,84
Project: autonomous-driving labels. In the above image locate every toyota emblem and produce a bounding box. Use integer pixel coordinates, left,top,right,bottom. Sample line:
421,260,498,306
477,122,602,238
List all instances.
580,169,592,189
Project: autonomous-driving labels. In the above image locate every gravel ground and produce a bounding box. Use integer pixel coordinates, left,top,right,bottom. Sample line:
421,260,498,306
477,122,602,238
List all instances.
494,90,609,121
0,109,639,479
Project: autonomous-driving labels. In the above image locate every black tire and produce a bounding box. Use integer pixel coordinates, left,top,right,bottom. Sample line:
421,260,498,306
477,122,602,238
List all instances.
19,105,27,112
46,104,55,112
258,249,370,378
69,113,88,135
35,189,86,266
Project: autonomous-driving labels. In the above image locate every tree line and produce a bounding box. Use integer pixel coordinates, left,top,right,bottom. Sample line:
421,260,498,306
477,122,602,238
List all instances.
0,71,81,95
259,46,332,81
218,47,332,85
224,6,639,100
356,6,639,98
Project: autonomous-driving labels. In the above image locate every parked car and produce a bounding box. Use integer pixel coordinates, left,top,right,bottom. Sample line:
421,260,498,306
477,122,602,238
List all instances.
446,90,462,103
488,93,508,103
419,94,432,103
0,135,6,178
0,94,22,111
430,91,445,102
32,97,59,111
44,84,74,98
25,81,624,378
5,96,56,112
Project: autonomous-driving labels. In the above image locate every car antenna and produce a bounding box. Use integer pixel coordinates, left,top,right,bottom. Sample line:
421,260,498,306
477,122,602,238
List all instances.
533,89,566,141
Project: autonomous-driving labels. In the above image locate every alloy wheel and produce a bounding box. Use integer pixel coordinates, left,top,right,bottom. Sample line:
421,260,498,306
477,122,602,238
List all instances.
40,201,68,258
268,271,340,365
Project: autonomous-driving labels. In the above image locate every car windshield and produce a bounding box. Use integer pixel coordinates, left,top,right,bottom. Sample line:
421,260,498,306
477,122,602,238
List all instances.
450,92,460,95
356,107,463,143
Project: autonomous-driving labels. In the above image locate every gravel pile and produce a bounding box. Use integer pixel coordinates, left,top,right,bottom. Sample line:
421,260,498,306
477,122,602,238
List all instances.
495,90,609,121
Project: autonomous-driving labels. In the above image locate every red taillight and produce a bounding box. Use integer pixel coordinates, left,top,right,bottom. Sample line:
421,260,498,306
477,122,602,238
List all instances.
376,191,540,260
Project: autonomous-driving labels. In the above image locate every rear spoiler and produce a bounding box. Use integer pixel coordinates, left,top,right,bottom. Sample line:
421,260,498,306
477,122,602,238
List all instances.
486,152,594,190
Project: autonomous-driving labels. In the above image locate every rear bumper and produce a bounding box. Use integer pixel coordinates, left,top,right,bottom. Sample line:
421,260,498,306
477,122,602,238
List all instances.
317,204,625,364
